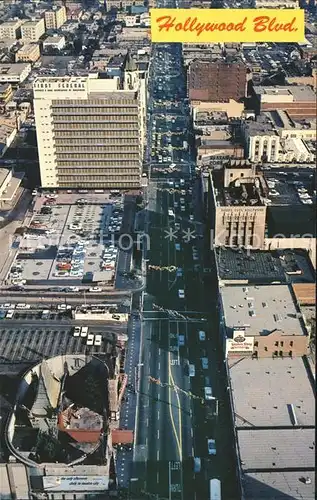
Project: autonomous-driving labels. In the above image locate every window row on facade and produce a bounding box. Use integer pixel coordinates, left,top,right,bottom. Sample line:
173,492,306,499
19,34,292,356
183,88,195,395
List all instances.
53,123,139,130
53,99,137,106
52,106,138,113
55,146,139,153
52,116,139,123
55,153,139,160
53,131,140,139
56,167,140,174
54,138,139,146
56,160,140,168
58,175,140,181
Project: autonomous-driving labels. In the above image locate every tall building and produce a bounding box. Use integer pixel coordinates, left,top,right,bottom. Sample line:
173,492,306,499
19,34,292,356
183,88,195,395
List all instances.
34,55,146,189
44,5,67,30
188,60,247,103
209,161,268,249
21,18,45,42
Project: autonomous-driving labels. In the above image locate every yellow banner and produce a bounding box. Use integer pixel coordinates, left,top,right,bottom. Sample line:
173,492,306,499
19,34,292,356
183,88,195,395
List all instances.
150,8,305,43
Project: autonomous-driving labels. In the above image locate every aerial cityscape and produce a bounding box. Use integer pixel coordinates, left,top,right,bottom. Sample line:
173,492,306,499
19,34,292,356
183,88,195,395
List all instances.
0,0,315,499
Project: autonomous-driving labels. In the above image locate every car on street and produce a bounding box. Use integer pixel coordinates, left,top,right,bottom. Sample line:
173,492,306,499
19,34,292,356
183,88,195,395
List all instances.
178,289,185,299
89,287,102,292
204,387,213,400
207,439,216,455
178,334,185,346
199,330,206,341
201,357,209,370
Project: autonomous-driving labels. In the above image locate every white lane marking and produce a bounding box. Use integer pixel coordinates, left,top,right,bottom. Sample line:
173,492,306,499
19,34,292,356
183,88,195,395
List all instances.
157,429,160,439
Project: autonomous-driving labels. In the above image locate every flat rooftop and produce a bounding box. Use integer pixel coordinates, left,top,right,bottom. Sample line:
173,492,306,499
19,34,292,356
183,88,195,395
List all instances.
0,167,10,186
229,357,315,427
212,170,266,208
216,248,315,284
195,111,229,125
263,171,315,207
216,248,286,284
221,284,306,337
0,63,30,75
254,85,316,101
242,471,316,500
267,110,316,131
244,114,278,137
238,428,315,470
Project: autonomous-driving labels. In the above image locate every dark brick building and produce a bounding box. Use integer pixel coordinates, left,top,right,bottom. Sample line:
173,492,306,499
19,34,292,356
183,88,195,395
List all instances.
188,60,247,102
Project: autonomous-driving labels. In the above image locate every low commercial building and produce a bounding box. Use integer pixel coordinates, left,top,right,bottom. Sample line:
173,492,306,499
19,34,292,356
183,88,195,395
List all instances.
43,35,66,51
254,85,316,120
192,100,245,121
267,110,316,142
15,43,40,63
106,0,144,9
228,356,315,500
0,63,31,85
116,27,150,42
21,18,45,42
219,284,310,358
216,247,315,286
0,167,24,204
243,114,316,163
0,83,13,109
196,132,244,167
0,123,17,157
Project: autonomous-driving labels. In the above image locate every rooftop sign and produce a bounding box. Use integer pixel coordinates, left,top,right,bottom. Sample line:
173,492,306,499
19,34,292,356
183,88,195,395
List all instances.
43,476,109,492
150,9,305,43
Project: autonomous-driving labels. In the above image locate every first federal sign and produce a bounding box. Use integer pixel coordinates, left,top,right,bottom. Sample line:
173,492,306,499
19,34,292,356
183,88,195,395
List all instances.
150,8,305,43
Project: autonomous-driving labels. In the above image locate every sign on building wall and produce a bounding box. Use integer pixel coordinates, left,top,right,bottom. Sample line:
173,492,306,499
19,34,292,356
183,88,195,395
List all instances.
43,476,109,492
226,329,254,356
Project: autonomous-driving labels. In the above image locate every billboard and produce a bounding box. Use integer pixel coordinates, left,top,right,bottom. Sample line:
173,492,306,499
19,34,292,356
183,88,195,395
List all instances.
226,329,254,356
43,476,109,492
150,9,305,43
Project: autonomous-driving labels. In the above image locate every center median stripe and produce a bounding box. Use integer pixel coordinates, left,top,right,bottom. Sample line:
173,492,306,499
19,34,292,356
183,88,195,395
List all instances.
168,351,181,457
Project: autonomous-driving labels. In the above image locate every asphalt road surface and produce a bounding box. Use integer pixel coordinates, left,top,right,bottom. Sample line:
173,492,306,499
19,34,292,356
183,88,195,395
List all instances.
130,9,240,500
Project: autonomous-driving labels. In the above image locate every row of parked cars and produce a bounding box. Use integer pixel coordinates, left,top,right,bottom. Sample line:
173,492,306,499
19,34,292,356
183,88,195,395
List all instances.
101,243,118,271
0,302,31,319
9,263,26,287
107,207,123,234
54,242,87,278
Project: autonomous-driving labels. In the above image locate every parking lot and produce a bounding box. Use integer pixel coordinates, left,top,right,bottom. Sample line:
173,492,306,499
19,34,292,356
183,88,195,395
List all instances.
6,192,127,286
0,322,126,368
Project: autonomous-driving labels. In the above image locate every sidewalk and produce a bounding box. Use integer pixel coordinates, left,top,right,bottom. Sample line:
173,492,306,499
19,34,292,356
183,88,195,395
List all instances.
115,316,141,488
